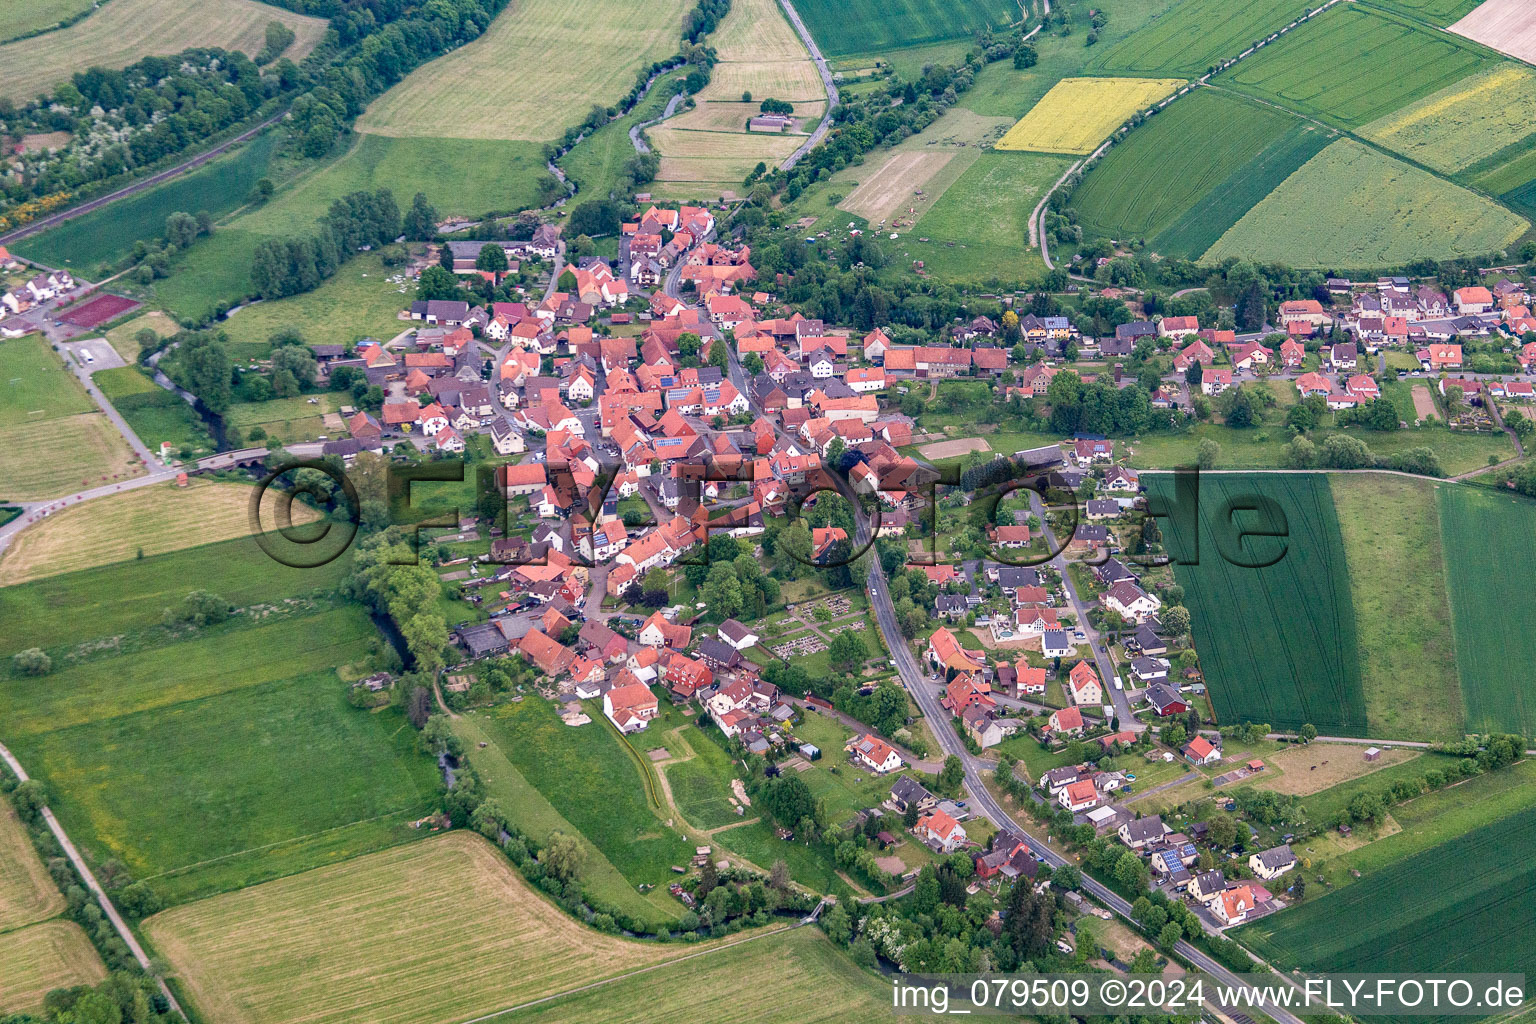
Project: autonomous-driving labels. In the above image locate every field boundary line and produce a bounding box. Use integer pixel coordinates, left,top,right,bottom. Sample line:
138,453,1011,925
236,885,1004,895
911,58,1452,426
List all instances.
449,922,802,1024
134,810,417,882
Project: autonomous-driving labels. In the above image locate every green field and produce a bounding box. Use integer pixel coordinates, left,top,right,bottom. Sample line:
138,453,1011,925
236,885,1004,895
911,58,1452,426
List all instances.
1203,139,1529,268
502,927,904,1024
94,365,213,454
0,0,326,102
795,0,1018,58
1150,473,1365,733
1331,475,1461,741
15,132,278,271
4,604,438,903
0,531,351,655
1239,809,1536,1024
906,151,1074,283
148,134,549,320
0,334,96,423
563,69,692,200
1360,64,1536,174
469,696,692,895
1088,0,1313,79
1438,486,1536,736
223,392,345,445
1,0,96,43
1371,0,1484,25
1217,5,1492,128
1071,88,1332,256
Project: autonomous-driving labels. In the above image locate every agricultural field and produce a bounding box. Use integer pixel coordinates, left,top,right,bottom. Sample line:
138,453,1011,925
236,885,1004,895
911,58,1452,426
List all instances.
3,603,439,903
355,0,692,143
1438,486,1536,737
1331,475,1461,742
0,795,62,933
1376,0,1483,25
1216,5,1493,129
14,132,279,272
908,151,1075,283
0,919,107,1016
0,479,319,584
0,335,143,501
1450,0,1536,65
1202,140,1529,268
1071,88,1332,255
1149,473,1365,734
794,0,1018,58
0,0,327,102
144,833,745,1024
995,78,1183,155
0,533,353,658
93,365,213,455
1239,809,1536,1024
502,927,902,1024
1360,64,1536,174
1251,744,1420,798
653,0,822,195
1088,0,1313,80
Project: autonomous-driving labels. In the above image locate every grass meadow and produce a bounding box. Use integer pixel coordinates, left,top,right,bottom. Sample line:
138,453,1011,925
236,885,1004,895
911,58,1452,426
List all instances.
0,533,352,657
795,0,1019,57
355,0,691,143
144,833,754,1024
15,132,279,272
5,606,439,903
501,926,902,1024
1202,139,1529,268
1331,475,1462,741
223,392,346,445
1438,485,1536,736
0,0,326,101
1217,5,1493,129
907,151,1074,283
1150,472,1366,733
564,69,691,199
468,696,693,897
0,479,318,584
215,250,416,353
1239,809,1536,1024
104,311,179,362
0,335,142,500
994,77,1183,155
94,365,213,454
1088,0,1313,79
0,920,107,1016
1,0,96,43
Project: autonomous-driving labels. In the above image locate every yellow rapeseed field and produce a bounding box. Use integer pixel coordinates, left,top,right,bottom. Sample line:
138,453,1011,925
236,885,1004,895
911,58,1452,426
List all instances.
995,77,1184,155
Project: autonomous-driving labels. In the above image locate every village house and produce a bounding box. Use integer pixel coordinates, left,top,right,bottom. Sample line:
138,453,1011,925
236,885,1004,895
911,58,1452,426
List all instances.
604,681,659,734
1067,661,1103,706
1183,736,1221,765
1117,815,1169,851
1248,844,1297,881
1212,884,1257,926
1188,869,1228,904
848,733,904,774
1058,779,1100,813
889,776,936,814
915,809,968,852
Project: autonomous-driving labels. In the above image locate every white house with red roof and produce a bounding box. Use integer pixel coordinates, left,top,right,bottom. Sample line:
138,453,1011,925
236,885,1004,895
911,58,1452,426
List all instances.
915,809,968,852
1183,736,1221,765
1044,706,1084,736
1212,884,1257,926
1345,374,1380,400
1454,286,1493,314
603,681,659,734
848,734,904,773
1067,661,1103,706
1057,779,1099,812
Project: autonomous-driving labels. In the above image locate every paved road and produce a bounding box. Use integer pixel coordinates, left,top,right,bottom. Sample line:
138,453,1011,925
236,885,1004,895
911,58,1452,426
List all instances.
1027,489,1140,729
0,113,283,250
777,0,839,171
0,741,186,1018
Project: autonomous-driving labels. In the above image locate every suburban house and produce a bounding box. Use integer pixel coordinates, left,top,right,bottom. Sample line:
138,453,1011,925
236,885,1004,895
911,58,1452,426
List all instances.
1183,736,1221,765
1067,661,1103,706
1188,870,1228,903
1117,815,1169,851
1058,779,1100,813
603,681,659,733
1248,844,1297,881
1212,884,1257,926
1044,706,1084,737
1100,580,1161,623
889,776,936,814
848,733,904,774
1145,683,1190,717
915,809,968,852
